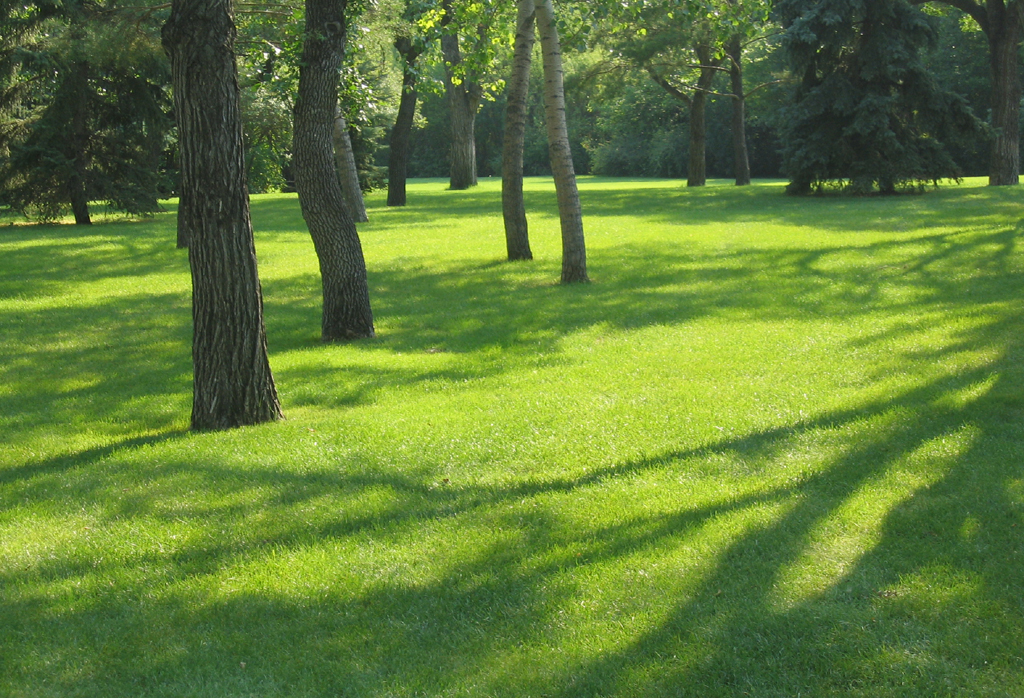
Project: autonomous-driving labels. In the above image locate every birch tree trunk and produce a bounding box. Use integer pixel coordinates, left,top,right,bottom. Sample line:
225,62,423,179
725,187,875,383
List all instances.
501,0,535,261
292,0,375,341
332,104,368,222
536,0,587,283
162,0,283,430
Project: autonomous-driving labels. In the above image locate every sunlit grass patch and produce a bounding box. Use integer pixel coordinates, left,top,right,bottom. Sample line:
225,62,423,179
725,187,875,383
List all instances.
2,178,1023,696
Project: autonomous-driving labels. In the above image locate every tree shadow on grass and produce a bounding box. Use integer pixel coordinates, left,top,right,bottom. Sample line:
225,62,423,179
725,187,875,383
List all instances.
0,290,193,468
2,184,1024,695
2,321,1021,695
347,178,1021,237
263,224,1021,417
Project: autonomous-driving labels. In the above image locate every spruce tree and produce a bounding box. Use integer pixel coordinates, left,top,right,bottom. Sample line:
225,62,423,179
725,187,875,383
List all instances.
777,0,984,193
0,2,171,222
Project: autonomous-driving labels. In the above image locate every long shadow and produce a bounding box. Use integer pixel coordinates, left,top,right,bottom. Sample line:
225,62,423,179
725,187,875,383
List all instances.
2,341,1019,695
0,213,185,299
3,184,1024,695
262,226,1022,413
348,177,1022,236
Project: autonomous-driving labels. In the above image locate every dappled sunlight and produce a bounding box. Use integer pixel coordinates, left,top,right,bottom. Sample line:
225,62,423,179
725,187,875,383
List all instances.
3,181,1024,695
769,423,976,612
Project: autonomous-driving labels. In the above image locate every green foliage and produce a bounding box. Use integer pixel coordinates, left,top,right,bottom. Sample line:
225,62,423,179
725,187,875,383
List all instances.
3,179,1024,695
590,79,689,177
777,0,987,194
0,2,173,220
235,5,300,194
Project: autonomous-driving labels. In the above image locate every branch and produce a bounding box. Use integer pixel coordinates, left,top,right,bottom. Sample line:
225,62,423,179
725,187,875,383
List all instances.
909,0,987,32
645,64,691,105
742,77,790,99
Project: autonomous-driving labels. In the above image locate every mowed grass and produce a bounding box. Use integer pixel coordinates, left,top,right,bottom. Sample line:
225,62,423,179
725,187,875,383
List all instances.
1,177,1023,697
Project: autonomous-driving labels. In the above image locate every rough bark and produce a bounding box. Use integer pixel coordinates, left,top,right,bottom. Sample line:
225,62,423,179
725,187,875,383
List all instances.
332,104,368,222
162,0,283,430
387,36,421,207
987,6,1021,185
441,1,482,190
67,60,92,226
293,0,375,341
501,0,535,262
921,0,1020,184
536,0,587,283
727,35,751,186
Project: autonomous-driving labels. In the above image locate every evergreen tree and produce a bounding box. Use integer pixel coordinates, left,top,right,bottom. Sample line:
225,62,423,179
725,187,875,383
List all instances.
0,1,172,223
777,0,984,193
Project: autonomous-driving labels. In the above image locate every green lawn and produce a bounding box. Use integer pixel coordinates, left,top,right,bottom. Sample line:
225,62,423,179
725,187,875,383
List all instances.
1,177,1022,697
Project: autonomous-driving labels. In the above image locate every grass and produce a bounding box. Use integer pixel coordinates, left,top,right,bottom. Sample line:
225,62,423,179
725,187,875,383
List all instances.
1,176,1023,697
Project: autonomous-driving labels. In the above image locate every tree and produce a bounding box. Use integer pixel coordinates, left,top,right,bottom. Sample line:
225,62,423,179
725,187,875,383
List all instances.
439,0,483,190
433,0,512,190
645,40,721,187
726,35,751,185
911,0,1023,185
603,2,725,186
333,104,368,222
0,1,172,225
537,0,588,283
384,0,429,207
501,0,536,261
777,0,985,193
292,0,375,341
162,0,283,430
387,33,424,206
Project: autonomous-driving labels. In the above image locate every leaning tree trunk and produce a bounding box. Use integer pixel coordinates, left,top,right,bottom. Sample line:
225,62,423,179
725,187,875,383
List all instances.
66,60,92,225
536,0,587,283
293,0,375,341
987,7,1022,186
387,36,421,207
501,0,535,261
162,0,283,430
332,104,368,222
727,35,751,186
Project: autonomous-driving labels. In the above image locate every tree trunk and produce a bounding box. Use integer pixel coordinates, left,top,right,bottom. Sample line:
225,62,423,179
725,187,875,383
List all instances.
536,0,587,283
501,0,535,262
67,60,92,225
162,0,283,430
987,6,1021,186
332,104,368,222
440,2,481,190
293,0,375,341
387,36,421,207
727,35,751,186
688,44,718,188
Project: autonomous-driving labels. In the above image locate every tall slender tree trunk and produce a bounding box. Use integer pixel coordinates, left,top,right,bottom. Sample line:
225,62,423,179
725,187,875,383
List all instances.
162,0,283,430
67,60,92,225
727,36,751,186
536,0,587,283
332,104,368,222
293,0,375,341
688,44,718,188
501,0,535,262
387,37,421,207
987,8,1021,186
